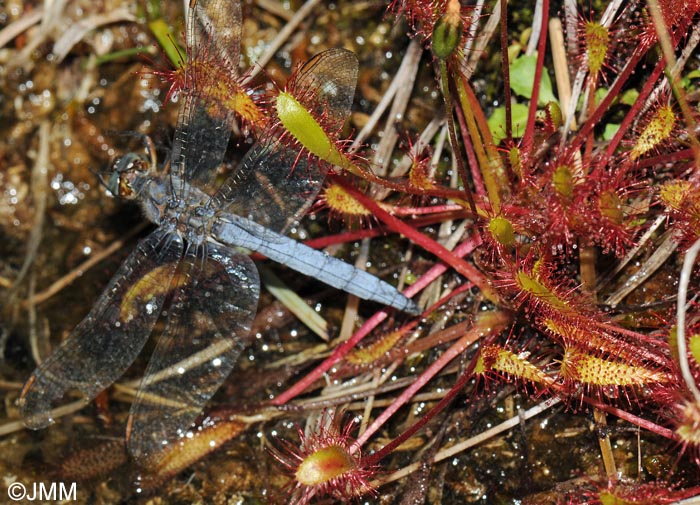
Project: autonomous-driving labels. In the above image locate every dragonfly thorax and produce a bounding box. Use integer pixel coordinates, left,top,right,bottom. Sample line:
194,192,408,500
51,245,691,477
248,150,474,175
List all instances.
138,173,216,246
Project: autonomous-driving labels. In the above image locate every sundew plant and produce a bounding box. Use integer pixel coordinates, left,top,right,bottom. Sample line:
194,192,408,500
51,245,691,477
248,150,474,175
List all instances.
2,0,700,503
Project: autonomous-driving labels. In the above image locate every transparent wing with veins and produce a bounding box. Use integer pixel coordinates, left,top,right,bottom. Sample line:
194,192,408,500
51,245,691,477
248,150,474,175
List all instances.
289,47,359,130
126,243,259,463
211,48,359,233
169,0,243,197
18,229,183,429
186,0,241,72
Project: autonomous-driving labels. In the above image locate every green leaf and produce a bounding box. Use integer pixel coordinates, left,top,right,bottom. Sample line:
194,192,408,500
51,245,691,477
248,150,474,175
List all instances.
149,18,185,68
620,89,639,106
509,54,557,105
602,123,620,140
690,334,700,366
487,103,529,144
594,87,608,106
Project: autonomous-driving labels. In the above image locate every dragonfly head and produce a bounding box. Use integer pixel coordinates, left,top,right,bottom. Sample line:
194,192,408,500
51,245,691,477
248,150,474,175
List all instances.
99,133,158,200
104,152,152,200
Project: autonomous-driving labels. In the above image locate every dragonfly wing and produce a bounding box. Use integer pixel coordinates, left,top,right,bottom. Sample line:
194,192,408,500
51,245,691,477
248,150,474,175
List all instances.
170,101,231,197
210,141,323,233
170,0,242,195
19,229,183,429
187,0,241,72
290,48,359,132
211,49,359,234
126,243,259,463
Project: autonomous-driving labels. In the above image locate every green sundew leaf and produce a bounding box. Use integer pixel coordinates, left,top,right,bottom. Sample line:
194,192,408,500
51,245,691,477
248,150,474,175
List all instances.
690,334,700,366
602,123,620,140
509,54,557,105
519,28,532,48
620,88,639,106
686,69,700,79
595,87,609,106
487,103,529,144
95,47,151,66
149,18,185,68
507,43,522,64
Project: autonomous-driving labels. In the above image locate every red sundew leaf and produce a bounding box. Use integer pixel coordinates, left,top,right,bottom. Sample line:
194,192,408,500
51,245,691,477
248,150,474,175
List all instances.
519,0,549,165
272,234,482,406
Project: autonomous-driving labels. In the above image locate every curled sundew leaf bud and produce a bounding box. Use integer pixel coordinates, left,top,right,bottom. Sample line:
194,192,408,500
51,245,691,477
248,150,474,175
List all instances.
535,102,563,135
584,21,610,76
630,105,675,160
547,102,563,128
432,0,462,60
323,184,371,218
545,101,562,129
488,216,515,247
560,347,671,388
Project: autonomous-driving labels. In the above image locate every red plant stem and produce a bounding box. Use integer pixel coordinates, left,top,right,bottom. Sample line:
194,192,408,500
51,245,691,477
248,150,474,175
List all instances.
271,234,482,406
389,203,468,216
362,350,480,466
581,79,596,169
303,207,469,250
568,43,650,154
601,56,667,166
331,175,494,297
440,60,480,222
422,280,474,315
520,0,549,163
635,148,695,169
354,309,510,451
500,0,512,144
594,319,675,351
455,76,508,211
455,101,487,198
271,310,402,406
582,395,677,440
250,208,474,261
334,163,468,201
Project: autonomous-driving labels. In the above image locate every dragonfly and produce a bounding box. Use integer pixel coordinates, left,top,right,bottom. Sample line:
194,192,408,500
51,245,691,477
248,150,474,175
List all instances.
19,0,417,464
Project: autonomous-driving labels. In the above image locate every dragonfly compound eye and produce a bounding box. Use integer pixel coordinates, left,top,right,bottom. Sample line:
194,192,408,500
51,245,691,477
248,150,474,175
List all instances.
117,172,139,199
105,152,152,199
